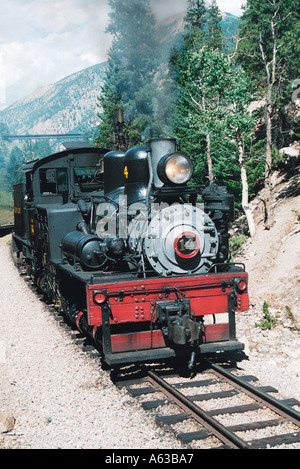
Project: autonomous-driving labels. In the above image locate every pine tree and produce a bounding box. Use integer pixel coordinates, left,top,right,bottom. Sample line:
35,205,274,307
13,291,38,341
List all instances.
238,0,299,88
169,0,209,178
237,0,300,227
185,0,207,30
6,146,24,188
0,150,5,169
95,0,160,149
172,47,232,180
171,38,257,234
224,62,257,236
206,0,224,50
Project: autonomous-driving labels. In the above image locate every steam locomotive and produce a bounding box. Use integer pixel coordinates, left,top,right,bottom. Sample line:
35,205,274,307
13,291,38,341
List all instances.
12,138,248,368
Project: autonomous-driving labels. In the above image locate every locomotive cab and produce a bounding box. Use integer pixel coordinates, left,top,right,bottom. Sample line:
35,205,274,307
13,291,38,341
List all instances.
12,146,108,267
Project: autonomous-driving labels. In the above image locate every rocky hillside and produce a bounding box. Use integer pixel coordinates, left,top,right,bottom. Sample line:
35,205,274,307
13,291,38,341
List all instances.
233,159,300,324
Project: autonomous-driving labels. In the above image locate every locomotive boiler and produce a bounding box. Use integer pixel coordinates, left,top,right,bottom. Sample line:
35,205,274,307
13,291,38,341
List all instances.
12,138,248,368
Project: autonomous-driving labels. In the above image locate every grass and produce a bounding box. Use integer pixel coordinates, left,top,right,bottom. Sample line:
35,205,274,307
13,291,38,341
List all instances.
0,190,14,226
292,209,300,223
255,301,278,330
229,234,248,258
255,303,300,331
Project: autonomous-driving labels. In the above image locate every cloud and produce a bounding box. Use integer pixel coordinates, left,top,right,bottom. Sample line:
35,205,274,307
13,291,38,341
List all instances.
151,0,244,19
0,0,244,107
216,0,244,16
0,0,111,106
151,0,187,19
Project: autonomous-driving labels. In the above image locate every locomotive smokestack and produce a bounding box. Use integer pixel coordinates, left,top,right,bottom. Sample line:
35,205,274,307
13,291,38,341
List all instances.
113,108,128,151
149,138,176,188
115,108,124,125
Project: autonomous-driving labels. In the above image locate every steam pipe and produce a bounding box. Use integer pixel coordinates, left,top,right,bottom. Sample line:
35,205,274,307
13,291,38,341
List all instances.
146,143,154,208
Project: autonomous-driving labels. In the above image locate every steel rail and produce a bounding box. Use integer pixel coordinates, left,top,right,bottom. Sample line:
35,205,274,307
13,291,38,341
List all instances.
147,370,251,449
207,361,300,427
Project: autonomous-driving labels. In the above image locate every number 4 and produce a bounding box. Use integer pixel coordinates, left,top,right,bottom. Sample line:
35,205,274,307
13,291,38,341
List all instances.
124,166,128,178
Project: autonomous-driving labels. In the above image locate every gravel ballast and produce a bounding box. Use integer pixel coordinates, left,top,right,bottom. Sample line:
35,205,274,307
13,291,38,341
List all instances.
0,236,183,449
0,234,300,449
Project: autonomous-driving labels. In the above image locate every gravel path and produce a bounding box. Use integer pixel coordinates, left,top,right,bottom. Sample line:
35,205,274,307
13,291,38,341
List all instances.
0,234,300,449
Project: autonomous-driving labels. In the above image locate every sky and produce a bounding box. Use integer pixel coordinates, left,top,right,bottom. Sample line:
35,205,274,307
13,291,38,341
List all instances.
0,0,245,109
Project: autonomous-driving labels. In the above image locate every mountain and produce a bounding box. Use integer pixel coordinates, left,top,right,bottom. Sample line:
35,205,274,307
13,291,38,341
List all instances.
0,11,240,142
0,63,107,138
156,10,240,62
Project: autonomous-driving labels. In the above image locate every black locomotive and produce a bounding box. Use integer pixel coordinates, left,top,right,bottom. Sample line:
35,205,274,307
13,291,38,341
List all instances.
12,138,248,368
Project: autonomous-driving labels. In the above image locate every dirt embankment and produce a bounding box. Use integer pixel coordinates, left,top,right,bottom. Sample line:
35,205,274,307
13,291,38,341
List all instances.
234,164,300,322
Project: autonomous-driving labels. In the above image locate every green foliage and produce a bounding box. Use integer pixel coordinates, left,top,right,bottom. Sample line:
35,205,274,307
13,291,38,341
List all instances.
95,87,121,149
5,146,24,188
238,0,300,96
221,13,239,49
255,301,278,330
95,0,160,148
168,0,259,209
0,190,14,225
292,209,300,223
237,0,300,178
206,0,224,50
170,39,256,204
185,0,207,30
229,234,248,257
94,0,298,212
0,140,55,192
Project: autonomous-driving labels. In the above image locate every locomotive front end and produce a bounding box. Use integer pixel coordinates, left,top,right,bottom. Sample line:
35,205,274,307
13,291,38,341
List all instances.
86,271,248,368
81,138,248,367
12,139,248,370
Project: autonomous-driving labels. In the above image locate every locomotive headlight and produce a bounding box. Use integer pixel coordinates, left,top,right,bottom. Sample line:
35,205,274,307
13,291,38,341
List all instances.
157,153,193,185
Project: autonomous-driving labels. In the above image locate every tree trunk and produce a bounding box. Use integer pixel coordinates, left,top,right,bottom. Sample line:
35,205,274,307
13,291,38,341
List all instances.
206,131,214,182
264,86,275,229
265,87,273,184
259,9,278,230
238,136,256,237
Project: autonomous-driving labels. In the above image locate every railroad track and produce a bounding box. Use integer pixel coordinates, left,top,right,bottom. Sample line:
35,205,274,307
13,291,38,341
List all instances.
16,263,300,449
0,224,14,237
116,363,300,449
